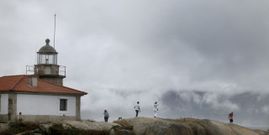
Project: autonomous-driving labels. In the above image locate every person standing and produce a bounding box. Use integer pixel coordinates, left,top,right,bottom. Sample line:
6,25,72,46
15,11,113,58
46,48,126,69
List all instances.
134,101,141,117
104,109,109,122
153,101,159,118
228,112,233,123
18,112,23,122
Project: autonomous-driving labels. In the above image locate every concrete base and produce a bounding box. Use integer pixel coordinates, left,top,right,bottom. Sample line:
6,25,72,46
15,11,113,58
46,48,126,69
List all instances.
0,114,77,122
20,115,77,122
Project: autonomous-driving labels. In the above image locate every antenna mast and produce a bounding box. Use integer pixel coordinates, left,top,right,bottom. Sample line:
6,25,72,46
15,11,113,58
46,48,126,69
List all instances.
53,14,56,48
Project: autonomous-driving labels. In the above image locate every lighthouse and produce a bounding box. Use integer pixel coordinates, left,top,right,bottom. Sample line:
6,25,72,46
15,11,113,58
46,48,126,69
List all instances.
0,39,86,122
34,38,66,86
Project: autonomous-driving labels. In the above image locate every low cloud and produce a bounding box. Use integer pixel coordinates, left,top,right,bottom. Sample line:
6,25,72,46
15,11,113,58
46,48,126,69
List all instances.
160,90,269,127
81,89,269,127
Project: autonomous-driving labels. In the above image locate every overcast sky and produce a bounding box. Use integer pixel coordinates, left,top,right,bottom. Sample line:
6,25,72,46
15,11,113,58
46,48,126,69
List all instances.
1,0,269,127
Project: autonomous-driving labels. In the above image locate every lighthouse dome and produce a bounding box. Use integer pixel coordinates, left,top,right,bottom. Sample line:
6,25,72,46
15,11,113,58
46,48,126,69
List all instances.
38,39,57,54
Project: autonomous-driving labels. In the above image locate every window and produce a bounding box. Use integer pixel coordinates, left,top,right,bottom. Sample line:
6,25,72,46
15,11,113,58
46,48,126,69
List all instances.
38,54,57,64
60,99,67,111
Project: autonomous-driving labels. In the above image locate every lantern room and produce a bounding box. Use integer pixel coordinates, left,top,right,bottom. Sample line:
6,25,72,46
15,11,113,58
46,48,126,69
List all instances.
37,39,57,65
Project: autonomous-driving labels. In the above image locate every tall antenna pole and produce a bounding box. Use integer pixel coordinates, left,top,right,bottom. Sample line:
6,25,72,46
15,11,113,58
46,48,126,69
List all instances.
53,14,56,48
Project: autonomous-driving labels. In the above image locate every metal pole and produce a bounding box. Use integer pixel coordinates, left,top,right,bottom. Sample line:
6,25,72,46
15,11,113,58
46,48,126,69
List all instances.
53,14,56,48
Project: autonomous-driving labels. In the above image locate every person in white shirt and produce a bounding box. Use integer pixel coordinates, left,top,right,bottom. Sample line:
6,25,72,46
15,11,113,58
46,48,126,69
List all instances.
134,101,141,117
153,101,159,118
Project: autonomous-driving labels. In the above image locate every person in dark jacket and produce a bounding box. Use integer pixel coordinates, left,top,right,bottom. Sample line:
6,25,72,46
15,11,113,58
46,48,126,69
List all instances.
104,109,109,122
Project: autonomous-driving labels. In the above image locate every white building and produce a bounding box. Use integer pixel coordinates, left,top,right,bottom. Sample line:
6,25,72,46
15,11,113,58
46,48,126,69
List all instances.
0,39,87,122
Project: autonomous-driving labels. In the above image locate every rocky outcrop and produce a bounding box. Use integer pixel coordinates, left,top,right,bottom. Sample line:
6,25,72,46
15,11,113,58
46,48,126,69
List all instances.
0,117,267,135
114,117,268,135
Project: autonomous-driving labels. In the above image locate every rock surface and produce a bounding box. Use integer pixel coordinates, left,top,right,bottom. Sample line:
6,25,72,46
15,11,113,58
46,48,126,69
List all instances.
0,117,268,135
114,117,268,135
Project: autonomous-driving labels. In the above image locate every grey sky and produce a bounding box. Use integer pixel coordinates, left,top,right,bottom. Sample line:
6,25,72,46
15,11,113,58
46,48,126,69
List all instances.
0,0,269,127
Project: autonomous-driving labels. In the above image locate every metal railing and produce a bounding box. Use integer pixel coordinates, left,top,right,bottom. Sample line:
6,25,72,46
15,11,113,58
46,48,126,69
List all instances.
59,65,66,77
26,65,66,77
26,65,34,75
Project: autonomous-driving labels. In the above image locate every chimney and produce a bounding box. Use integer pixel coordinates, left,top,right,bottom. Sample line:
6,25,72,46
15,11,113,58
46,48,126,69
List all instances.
28,76,38,87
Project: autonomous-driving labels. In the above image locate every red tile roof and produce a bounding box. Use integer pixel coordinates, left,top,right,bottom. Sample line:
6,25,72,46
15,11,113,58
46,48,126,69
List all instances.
0,75,87,96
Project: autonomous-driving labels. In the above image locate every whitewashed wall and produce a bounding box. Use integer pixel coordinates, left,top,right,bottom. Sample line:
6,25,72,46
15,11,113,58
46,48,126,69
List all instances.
0,94,8,114
17,94,76,116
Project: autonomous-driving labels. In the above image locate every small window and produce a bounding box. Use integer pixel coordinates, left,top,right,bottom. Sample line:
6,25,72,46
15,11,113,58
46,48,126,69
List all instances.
60,99,67,111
